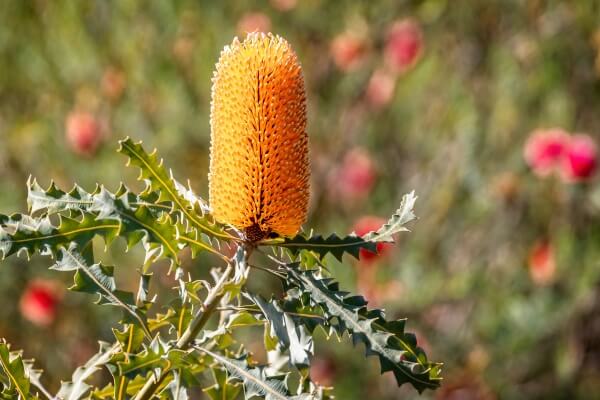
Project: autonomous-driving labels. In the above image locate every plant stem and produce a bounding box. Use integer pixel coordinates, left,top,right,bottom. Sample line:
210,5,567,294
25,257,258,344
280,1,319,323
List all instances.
132,262,233,400
176,263,233,347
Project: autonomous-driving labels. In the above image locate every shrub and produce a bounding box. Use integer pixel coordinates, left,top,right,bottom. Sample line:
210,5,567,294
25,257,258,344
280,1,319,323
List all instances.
0,33,440,400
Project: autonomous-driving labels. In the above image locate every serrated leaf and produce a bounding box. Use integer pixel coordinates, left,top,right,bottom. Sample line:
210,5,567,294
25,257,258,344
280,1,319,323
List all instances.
0,213,120,260
52,246,150,338
364,191,417,242
263,234,376,262
225,312,263,329
117,343,167,379
0,340,39,400
116,337,195,381
149,303,193,336
197,347,293,400
92,374,158,400
203,368,242,400
249,295,313,368
93,360,205,400
57,342,119,400
27,178,96,215
113,325,147,355
29,179,176,264
164,370,189,400
26,174,226,265
111,325,149,400
283,265,442,393
91,187,181,267
261,191,417,261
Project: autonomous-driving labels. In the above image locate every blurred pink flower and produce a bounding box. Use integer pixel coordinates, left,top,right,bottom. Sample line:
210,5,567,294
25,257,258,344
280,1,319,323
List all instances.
19,280,62,327
352,216,392,264
310,356,336,387
528,239,556,286
329,147,376,203
330,32,368,72
270,0,297,11
384,19,423,74
523,128,569,177
66,111,103,157
237,12,271,35
561,134,597,182
365,68,396,107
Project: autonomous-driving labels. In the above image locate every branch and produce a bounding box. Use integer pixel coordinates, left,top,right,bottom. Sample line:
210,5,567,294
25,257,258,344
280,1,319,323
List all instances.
132,262,235,400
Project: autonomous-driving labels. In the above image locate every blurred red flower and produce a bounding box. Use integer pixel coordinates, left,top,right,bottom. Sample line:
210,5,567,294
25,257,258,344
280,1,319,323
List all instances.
19,280,62,327
237,12,271,35
384,19,423,74
561,134,597,182
528,239,556,286
523,128,569,177
330,32,368,72
365,68,396,107
329,147,376,203
352,216,392,264
66,111,103,157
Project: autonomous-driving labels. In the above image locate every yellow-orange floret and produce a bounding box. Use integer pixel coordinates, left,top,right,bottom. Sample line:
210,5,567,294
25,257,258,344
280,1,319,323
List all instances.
209,33,310,240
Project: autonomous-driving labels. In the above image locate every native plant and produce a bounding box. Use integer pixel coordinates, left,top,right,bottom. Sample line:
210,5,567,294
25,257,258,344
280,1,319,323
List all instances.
0,33,441,399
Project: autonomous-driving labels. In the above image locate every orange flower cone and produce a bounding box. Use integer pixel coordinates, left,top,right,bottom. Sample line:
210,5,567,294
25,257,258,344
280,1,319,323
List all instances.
209,33,310,240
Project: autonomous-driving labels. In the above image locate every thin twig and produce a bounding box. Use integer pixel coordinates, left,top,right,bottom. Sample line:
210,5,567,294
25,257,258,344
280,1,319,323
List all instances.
248,263,286,279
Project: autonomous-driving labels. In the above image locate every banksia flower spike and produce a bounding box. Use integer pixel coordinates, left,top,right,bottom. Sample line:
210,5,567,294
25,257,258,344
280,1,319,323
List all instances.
209,33,310,240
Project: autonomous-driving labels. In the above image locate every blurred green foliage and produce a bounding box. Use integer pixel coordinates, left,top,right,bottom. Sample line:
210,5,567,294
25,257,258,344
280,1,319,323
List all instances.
2,1,600,399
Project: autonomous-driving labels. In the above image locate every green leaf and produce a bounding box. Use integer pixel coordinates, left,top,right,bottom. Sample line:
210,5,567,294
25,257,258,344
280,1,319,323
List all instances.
52,246,150,338
117,138,235,241
92,374,160,400
0,340,38,400
164,370,189,400
27,178,96,215
57,342,119,400
364,190,417,242
117,338,168,379
197,347,294,400
249,294,313,368
27,180,182,267
283,265,442,393
225,312,263,329
149,303,193,336
117,336,196,380
265,234,376,262
0,213,119,259
91,187,181,267
203,368,242,400
261,191,417,261
177,228,230,262
27,179,169,218
113,325,147,354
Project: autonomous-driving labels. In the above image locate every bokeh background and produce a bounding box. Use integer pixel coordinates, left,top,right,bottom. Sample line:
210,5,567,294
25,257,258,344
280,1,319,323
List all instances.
2,1,600,399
